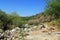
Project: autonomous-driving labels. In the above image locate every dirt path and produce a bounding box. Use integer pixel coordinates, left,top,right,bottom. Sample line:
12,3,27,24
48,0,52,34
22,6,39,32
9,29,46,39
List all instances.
25,30,60,40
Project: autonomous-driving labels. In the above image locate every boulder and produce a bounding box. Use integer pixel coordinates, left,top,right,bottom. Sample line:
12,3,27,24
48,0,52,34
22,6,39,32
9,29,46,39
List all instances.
0,27,21,40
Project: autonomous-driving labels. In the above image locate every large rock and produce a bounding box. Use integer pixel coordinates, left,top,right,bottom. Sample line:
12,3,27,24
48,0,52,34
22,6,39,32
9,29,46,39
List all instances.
0,27,21,40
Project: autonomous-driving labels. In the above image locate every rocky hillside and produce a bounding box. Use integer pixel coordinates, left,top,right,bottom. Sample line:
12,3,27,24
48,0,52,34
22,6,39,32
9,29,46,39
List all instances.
0,0,60,40
23,24,60,40
0,23,60,40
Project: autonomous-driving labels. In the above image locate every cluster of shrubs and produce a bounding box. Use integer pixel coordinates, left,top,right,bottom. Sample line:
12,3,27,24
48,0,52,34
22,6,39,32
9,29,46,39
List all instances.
0,10,29,31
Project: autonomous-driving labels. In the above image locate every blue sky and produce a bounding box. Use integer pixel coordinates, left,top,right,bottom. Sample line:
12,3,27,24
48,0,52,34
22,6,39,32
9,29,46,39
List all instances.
0,0,46,16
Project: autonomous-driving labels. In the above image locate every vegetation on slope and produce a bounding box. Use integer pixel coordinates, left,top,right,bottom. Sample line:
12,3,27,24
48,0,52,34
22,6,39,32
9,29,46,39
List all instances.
0,10,30,31
28,0,60,29
0,0,60,31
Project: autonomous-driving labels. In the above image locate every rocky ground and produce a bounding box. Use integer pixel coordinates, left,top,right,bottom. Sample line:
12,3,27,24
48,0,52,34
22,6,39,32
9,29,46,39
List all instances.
0,27,21,40
0,24,60,40
24,24,60,40
25,30,60,40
